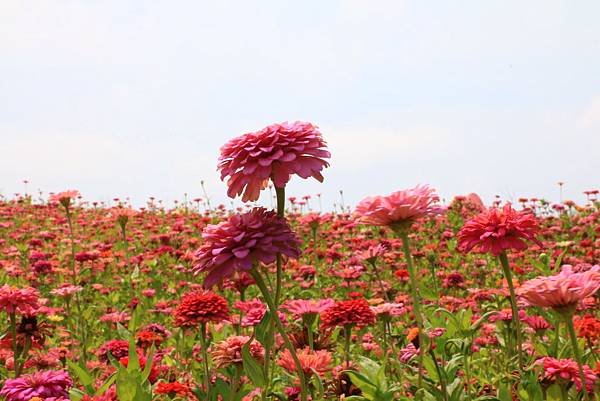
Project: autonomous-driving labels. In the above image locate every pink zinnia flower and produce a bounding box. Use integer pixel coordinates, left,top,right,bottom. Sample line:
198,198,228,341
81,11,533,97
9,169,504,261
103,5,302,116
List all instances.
371,302,407,318
282,298,335,320
193,208,301,287
0,370,72,401
218,121,330,202
48,190,80,209
457,203,542,256
536,357,597,392
355,185,444,231
278,347,332,378
518,265,600,310
212,335,264,369
0,285,40,315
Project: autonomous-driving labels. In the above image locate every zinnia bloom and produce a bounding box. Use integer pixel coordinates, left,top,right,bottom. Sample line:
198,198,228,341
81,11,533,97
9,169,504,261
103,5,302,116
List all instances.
0,285,40,315
355,185,443,231
193,208,301,287
536,357,597,392
218,121,330,202
518,265,600,310
0,370,72,401
212,335,264,369
173,291,230,327
457,203,542,256
48,190,80,209
278,347,332,378
320,299,376,329
282,298,335,320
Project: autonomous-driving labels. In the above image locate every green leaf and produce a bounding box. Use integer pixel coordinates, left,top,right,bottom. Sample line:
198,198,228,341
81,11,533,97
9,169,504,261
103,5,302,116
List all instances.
95,374,117,396
67,360,94,389
241,343,265,387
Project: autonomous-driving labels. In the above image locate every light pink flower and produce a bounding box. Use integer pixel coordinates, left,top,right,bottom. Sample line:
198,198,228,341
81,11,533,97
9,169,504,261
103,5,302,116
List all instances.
518,265,600,309
282,298,335,319
355,185,444,230
219,121,330,202
278,347,332,378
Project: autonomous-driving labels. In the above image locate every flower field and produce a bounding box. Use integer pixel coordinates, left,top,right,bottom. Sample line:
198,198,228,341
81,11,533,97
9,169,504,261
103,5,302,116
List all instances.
0,123,598,401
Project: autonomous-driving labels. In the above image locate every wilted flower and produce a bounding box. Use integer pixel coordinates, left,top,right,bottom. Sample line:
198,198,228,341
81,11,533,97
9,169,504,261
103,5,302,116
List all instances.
212,335,264,369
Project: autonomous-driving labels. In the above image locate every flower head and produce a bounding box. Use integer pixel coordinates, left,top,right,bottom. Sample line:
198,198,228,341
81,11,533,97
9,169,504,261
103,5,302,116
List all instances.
173,291,230,327
518,265,600,310
355,185,443,231
49,190,80,209
193,208,301,287
212,335,264,369
457,203,541,255
278,347,332,378
0,370,72,401
0,285,40,315
282,298,335,320
219,121,330,201
320,299,376,329
536,357,597,392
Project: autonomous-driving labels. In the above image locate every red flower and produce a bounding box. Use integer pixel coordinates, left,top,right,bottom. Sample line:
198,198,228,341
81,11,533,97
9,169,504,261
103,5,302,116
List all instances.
193,208,301,287
321,299,376,329
173,291,229,327
457,204,541,255
155,381,193,397
218,121,330,201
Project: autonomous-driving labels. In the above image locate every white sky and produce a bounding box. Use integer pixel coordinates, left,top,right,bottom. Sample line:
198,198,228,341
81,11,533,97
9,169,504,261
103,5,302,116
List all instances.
1,1,599,209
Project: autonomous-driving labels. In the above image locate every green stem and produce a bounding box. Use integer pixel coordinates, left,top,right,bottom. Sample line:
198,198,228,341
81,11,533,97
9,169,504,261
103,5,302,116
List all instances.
250,269,308,401
399,232,425,389
199,322,211,397
498,251,524,370
429,348,448,401
9,312,19,378
369,261,391,302
564,313,591,401
344,325,352,367
274,186,285,306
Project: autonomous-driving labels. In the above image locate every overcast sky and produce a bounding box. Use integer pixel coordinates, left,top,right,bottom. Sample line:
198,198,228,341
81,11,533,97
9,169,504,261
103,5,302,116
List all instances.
1,1,599,209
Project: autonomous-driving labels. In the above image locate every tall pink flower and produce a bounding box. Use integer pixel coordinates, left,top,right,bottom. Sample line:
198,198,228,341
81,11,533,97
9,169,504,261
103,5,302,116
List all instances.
282,298,335,320
278,347,332,378
48,190,80,209
518,265,600,310
457,203,542,256
0,370,72,401
0,285,40,315
218,121,330,202
193,208,301,287
355,185,444,231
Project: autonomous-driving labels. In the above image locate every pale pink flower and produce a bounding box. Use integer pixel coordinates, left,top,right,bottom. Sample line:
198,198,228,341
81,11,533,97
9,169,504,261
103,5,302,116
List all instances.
282,299,335,319
212,335,264,369
371,303,407,318
278,347,332,378
518,265,600,309
48,190,80,208
355,185,444,230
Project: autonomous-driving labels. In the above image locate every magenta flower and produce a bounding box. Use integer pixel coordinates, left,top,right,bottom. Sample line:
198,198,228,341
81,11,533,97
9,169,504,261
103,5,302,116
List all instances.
0,370,72,401
536,357,597,392
457,203,542,256
193,208,301,287
218,121,330,202
518,265,600,310
355,185,444,231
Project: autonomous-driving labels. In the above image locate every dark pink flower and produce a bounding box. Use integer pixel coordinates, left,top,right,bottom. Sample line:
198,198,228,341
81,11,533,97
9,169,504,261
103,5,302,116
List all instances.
218,121,330,202
193,208,301,287
457,204,541,255
0,285,40,315
536,357,597,392
0,370,72,401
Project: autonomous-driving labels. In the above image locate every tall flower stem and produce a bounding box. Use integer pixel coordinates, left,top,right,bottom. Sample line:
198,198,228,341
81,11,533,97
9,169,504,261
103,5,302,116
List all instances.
274,186,285,306
9,312,19,378
250,269,308,401
498,252,523,370
343,325,352,367
398,231,425,388
563,311,591,401
199,322,211,397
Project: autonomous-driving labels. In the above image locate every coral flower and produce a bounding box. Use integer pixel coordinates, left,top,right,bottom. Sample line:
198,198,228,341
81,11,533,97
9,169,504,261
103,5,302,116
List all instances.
48,190,80,209
518,265,600,310
218,121,330,201
320,299,376,329
282,298,335,320
355,185,443,231
193,208,301,287
0,370,72,401
278,347,332,378
173,291,230,327
536,357,597,392
212,335,264,369
0,285,40,315
457,203,541,256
